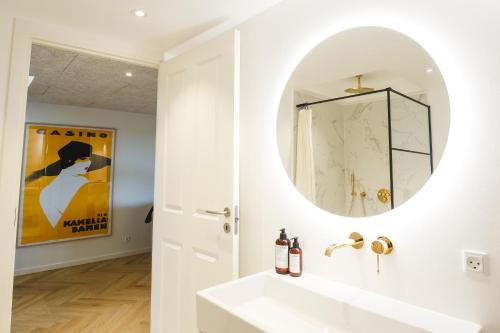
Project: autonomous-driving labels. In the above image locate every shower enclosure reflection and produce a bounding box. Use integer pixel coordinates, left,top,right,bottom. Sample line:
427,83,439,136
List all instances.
295,88,432,217
276,27,450,218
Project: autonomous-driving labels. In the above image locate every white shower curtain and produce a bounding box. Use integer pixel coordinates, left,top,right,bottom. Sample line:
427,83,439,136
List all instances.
295,108,316,203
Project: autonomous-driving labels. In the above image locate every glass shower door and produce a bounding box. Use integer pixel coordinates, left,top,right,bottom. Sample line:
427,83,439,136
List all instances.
389,90,433,208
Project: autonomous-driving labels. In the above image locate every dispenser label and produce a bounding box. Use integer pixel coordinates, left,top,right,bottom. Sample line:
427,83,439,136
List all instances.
290,253,301,274
275,245,289,269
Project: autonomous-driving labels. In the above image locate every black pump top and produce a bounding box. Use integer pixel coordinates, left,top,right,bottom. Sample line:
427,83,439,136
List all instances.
291,237,300,248
279,228,288,240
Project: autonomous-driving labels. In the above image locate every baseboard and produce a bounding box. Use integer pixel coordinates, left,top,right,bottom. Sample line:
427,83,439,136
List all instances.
14,247,152,276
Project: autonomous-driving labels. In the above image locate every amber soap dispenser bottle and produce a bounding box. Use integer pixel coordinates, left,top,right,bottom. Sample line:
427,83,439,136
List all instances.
275,228,291,274
289,237,302,277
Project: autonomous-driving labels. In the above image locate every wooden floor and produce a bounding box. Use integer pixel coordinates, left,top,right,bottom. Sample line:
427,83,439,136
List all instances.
11,253,151,333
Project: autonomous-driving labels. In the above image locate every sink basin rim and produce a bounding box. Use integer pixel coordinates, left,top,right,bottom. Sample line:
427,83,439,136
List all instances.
197,271,483,333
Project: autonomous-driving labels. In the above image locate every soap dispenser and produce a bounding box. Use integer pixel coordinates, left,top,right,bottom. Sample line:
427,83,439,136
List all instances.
275,228,291,274
289,237,302,277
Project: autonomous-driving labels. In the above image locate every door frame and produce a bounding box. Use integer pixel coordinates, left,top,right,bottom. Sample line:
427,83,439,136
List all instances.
0,17,159,331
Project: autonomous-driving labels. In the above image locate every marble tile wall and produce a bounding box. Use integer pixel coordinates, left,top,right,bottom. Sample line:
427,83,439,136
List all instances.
392,150,432,207
390,93,432,207
311,99,345,214
390,94,430,153
342,97,391,217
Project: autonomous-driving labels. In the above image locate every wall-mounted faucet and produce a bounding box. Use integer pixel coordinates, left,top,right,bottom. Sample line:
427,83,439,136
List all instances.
324,232,364,257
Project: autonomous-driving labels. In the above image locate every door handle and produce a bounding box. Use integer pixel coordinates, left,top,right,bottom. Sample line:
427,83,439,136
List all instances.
204,207,231,218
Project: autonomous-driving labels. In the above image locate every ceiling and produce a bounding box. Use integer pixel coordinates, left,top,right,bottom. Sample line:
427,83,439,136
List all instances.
290,27,448,102
2,0,283,56
28,44,158,114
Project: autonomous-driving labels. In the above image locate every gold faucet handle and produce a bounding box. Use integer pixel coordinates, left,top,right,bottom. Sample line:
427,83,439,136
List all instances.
371,236,393,255
371,236,393,274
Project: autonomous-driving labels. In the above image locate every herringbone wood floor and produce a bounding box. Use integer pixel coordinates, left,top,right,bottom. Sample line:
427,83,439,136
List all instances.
11,253,151,333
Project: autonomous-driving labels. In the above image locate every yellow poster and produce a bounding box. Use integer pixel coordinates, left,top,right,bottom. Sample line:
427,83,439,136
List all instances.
18,124,115,247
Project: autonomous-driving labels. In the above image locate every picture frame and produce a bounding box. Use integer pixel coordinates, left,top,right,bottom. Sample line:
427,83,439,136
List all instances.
17,123,116,247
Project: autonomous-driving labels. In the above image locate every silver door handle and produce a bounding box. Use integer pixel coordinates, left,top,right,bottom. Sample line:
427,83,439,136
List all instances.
205,207,231,218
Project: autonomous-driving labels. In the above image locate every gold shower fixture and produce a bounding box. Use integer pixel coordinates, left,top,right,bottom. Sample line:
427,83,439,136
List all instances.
377,188,391,204
344,75,375,94
351,173,356,197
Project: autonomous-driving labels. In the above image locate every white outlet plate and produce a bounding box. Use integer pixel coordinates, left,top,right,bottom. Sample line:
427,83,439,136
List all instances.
463,250,487,273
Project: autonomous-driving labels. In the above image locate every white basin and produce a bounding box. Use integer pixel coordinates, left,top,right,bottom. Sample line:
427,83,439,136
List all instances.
197,271,482,333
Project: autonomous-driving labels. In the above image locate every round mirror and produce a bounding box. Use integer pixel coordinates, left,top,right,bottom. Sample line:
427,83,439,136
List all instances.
277,27,449,217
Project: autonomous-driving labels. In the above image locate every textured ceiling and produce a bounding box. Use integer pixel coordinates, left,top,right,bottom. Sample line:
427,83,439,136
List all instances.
28,44,158,114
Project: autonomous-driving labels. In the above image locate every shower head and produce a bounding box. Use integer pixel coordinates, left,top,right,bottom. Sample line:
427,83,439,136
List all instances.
344,75,375,94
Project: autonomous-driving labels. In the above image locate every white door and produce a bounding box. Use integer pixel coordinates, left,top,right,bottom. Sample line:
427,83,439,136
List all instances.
151,30,240,333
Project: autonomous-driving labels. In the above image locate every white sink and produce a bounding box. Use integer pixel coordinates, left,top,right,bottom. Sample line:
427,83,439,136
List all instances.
197,271,482,333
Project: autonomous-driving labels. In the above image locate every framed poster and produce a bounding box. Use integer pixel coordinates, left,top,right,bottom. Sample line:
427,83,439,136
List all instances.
18,124,115,247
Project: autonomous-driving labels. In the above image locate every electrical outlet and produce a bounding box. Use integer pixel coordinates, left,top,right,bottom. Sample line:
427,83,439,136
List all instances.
123,235,132,243
463,250,486,273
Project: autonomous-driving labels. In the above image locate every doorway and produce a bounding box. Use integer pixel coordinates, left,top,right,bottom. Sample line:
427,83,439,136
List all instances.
10,43,157,332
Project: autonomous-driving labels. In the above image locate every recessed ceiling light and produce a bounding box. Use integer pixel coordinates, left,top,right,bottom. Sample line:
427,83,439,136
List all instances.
131,9,146,17
125,72,133,77
426,68,433,73
28,75,35,87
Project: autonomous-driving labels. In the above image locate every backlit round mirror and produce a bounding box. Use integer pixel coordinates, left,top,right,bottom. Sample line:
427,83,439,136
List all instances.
277,27,449,217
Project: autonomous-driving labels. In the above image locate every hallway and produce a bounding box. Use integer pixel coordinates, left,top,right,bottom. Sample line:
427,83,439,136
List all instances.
11,254,151,333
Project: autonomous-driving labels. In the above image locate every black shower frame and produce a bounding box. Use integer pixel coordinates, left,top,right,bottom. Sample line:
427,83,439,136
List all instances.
296,87,433,209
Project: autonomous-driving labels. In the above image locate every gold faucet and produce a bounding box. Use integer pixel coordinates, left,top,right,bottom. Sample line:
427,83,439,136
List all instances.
324,232,364,257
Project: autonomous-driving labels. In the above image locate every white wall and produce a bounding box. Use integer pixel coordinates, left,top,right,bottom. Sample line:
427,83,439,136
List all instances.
14,102,155,274
0,15,13,131
0,11,16,331
238,0,500,332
